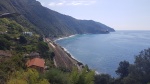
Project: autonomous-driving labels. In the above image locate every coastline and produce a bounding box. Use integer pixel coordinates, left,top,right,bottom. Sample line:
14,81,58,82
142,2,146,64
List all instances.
53,34,101,74
49,34,102,74
60,46,80,62
54,34,81,62
53,35,84,69
55,40,100,73
58,45,84,69
54,34,77,42
46,36,84,71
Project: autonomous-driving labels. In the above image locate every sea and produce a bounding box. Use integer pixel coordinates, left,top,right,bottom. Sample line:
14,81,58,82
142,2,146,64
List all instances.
55,30,150,77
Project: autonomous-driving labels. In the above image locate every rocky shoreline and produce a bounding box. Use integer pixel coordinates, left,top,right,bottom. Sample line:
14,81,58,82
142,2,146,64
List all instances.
45,38,84,71
58,44,85,68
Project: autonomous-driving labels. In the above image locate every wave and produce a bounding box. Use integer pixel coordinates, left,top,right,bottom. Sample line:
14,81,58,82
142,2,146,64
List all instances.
61,46,81,63
54,34,77,42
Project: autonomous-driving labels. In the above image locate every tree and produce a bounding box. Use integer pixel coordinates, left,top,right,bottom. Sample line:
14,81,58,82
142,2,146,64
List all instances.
0,37,11,50
45,68,69,84
116,60,129,79
50,52,55,60
94,74,113,84
118,48,150,84
126,48,150,84
69,67,80,84
38,42,50,58
69,67,94,84
38,42,49,52
7,69,50,84
0,54,26,83
19,36,27,44
38,36,43,41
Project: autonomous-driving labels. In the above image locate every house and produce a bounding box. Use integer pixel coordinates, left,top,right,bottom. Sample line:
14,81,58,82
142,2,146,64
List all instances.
23,32,33,36
26,58,45,72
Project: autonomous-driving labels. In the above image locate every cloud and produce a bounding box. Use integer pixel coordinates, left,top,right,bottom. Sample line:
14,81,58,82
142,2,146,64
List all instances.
48,0,97,7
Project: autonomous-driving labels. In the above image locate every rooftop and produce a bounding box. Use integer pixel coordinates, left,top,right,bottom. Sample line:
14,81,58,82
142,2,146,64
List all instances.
26,58,45,68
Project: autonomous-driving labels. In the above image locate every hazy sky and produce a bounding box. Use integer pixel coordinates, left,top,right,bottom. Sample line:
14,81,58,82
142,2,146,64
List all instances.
36,0,150,30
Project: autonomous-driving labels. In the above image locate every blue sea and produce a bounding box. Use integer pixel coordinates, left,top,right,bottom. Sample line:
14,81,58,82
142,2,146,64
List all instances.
56,30,150,77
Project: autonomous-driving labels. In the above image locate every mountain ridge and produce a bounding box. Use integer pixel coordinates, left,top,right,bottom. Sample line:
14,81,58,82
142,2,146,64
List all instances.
0,0,115,37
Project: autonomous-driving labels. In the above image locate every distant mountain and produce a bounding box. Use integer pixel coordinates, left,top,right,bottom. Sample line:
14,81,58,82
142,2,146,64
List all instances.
0,0,115,37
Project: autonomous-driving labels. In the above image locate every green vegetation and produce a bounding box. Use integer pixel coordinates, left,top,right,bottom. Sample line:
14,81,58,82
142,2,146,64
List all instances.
0,18,95,84
1,17,150,84
0,18,38,52
120,48,150,84
0,36,11,50
69,67,95,84
19,36,27,44
38,41,52,58
94,74,114,84
7,69,49,84
116,60,129,79
44,67,95,84
0,18,52,83
0,54,25,83
45,68,69,84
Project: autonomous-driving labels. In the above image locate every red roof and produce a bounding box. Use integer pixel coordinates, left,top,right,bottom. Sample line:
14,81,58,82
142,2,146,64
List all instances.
26,58,45,68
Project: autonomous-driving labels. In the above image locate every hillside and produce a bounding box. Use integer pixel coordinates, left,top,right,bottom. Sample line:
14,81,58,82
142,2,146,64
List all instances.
0,0,115,37
0,17,95,84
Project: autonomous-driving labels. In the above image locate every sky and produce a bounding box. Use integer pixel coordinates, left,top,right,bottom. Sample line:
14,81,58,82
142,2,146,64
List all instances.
36,0,150,30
